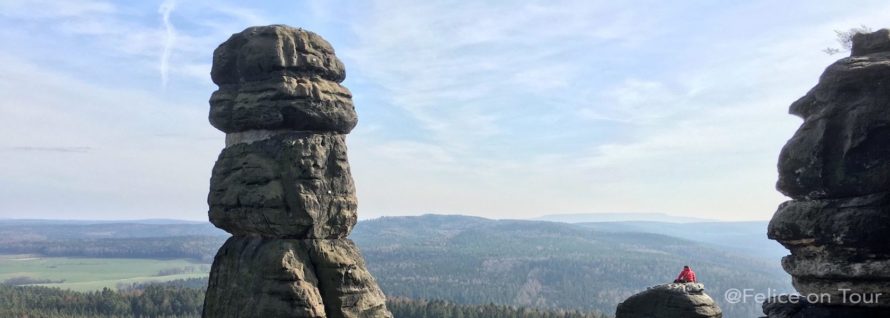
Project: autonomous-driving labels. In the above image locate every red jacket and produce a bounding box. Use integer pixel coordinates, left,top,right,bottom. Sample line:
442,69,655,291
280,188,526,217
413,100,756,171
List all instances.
676,268,697,283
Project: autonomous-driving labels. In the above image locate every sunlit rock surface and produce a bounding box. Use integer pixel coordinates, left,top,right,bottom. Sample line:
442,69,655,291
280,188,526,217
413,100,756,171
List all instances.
202,25,391,318
615,283,722,318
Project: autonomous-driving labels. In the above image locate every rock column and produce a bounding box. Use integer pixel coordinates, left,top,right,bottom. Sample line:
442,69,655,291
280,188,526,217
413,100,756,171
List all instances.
202,25,391,318
766,29,890,317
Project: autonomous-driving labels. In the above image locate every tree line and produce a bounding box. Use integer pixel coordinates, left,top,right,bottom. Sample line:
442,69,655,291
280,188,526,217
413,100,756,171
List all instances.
387,298,608,318
0,284,204,318
0,282,609,318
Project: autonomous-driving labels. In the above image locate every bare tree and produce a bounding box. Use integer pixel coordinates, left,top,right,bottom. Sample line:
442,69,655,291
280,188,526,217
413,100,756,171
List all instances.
824,25,873,55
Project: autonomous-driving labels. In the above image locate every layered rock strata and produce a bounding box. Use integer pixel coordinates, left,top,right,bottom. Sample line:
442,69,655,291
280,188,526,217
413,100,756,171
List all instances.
762,295,890,318
765,29,890,316
202,25,391,318
615,283,722,318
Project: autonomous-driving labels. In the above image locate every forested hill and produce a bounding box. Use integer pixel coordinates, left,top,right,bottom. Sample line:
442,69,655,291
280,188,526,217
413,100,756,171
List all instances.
0,221,222,241
352,215,789,318
0,215,789,318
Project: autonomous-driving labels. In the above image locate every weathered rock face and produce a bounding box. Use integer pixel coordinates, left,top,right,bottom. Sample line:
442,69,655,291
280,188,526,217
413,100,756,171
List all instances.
209,132,356,238
776,29,890,200
615,283,722,318
762,295,890,318
209,25,355,134
204,238,390,318
766,29,890,316
203,25,391,318
204,237,326,318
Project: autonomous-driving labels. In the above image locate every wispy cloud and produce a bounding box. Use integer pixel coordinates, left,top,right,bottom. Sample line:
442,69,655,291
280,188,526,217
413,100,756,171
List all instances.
321,0,890,219
3,0,890,221
341,0,651,162
0,1,272,220
0,0,265,89
158,0,177,87
0,53,219,220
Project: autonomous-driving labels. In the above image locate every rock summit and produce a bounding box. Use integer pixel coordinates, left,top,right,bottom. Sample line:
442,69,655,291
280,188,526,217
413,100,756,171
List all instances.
202,25,391,318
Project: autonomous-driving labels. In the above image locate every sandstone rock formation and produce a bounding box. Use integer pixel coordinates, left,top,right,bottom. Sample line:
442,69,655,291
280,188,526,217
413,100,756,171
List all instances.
615,283,722,318
202,25,391,318
762,295,890,318
765,29,890,317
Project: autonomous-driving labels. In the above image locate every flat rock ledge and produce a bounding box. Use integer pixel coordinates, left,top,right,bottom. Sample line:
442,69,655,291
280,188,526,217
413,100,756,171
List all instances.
615,283,722,318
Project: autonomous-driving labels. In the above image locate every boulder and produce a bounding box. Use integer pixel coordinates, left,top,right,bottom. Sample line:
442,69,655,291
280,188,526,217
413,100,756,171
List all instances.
209,25,356,134
852,29,890,56
615,283,722,318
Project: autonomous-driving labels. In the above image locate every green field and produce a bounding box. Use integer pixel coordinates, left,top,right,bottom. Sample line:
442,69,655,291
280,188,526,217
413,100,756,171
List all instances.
0,254,209,291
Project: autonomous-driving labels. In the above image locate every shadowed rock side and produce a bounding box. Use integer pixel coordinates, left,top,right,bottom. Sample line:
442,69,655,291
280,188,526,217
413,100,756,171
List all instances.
308,239,391,317
204,237,326,317
615,283,722,318
202,25,391,318
762,295,890,318
765,29,890,317
204,238,389,318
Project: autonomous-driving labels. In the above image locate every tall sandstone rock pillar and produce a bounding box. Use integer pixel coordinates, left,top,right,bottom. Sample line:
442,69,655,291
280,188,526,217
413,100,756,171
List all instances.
765,29,890,317
202,25,391,318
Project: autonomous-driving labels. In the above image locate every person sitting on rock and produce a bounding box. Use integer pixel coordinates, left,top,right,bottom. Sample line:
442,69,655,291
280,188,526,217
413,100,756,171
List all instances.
673,265,697,283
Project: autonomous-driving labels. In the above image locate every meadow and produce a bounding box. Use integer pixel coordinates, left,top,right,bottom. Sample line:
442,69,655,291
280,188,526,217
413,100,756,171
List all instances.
0,254,209,292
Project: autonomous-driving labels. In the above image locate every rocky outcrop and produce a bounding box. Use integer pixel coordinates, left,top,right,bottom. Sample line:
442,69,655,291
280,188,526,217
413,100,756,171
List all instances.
202,25,391,318
766,29,890,316
209,132,356,238
762,295,890,318
209,25,354,134
615,283,722,318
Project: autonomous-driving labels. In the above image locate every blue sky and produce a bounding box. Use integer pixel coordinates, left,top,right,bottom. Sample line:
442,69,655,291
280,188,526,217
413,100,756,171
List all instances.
0,0,887,221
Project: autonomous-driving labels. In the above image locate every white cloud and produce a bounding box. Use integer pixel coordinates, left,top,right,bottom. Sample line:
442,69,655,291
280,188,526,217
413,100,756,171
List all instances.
337,0,890,219
4,0,890,221
159,0,177,87
0,54,220,220
343,0,646,130
0,0,270,88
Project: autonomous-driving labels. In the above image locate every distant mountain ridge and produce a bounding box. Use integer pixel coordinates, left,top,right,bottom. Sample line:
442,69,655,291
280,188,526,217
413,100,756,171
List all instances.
0,218,207,225
534,213,716,223
0,221,224,241
0,215,787,318
578,220,786,259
